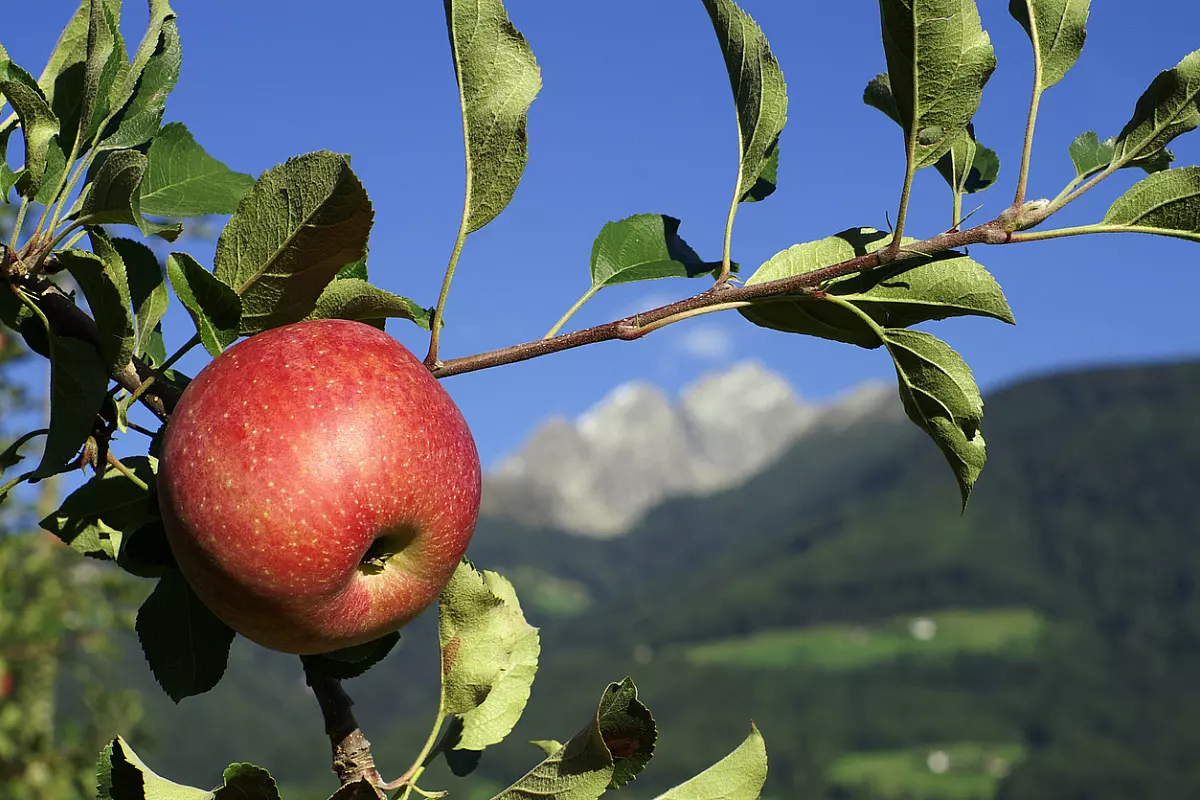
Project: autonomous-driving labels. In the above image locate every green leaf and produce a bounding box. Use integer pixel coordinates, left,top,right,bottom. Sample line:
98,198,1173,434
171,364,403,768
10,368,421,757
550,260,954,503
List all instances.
213,151,373,334
530,740,564,757
651,726,767,800
57,236,134,372
79,0,127,147
739,229,889,348
116,237,170,358
140,123,255,217
98,16,181,152
596,677,657,790
35,334,108,479
739,228,1012,349
830,242,1015,329
865,75,998,194
0,429,49,481
0,59,60,198
1008,0,1090,90
741,144,779,203
336,257,369,282
79,149,183,239
166,252,241,356
136,569,237,702
590,214,721,291
1112,50,1200,167
878,0,997,168
38,3,92,102
211,763,281,800
308,278,431,331
444,0,542,233
935,126,1000,195
0,125,18,199
439,560,540,750
1069,131,1174,181
884,328,986,507
30,135,69,205
1069,130,1113,179
97,736,214,800
300,632,401,681
1102,165,1200,239
40,455,158,561
701,0,788,204
490,685,617,800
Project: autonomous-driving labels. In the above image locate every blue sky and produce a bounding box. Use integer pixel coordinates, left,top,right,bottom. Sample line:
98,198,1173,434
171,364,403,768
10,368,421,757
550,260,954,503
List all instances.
6,1,1200,467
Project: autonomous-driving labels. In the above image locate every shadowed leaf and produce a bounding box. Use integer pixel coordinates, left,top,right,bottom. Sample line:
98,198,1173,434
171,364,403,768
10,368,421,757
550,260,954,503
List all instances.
702,0,788,204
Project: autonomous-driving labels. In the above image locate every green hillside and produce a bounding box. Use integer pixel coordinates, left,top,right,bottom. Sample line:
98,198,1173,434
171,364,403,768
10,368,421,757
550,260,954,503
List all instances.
110,360,1200,799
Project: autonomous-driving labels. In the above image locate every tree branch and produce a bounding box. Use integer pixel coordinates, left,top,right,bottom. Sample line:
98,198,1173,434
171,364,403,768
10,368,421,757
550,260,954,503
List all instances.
430,217,1012,379
19,278,182,419
305,668,388,798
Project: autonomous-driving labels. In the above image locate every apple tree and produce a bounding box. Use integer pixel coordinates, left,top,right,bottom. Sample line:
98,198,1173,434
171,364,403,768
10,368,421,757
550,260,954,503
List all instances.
1,0,1199,798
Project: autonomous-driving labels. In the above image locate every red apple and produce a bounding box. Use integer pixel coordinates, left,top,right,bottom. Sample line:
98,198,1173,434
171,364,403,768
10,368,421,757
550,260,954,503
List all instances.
157,319,481,654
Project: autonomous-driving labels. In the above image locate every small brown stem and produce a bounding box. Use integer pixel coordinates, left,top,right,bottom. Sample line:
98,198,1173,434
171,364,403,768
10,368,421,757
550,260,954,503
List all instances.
305,667,388,797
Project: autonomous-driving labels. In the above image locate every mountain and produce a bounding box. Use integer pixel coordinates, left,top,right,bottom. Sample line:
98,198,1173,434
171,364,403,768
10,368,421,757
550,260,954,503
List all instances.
101,359,1200,800
483,361,895,536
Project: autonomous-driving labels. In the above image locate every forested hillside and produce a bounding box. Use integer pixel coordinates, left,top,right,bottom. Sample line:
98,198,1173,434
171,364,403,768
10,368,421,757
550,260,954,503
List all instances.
111,360,1200,800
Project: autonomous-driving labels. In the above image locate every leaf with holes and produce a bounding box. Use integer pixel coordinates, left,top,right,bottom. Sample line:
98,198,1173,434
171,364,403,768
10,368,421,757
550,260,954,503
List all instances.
214,152,373,334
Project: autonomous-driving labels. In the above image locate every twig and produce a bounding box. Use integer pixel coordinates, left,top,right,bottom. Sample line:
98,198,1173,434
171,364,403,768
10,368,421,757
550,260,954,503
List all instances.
430,217,1012,379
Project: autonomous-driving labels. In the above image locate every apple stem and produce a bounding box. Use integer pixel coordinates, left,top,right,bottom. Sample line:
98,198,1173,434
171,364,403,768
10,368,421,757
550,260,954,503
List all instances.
304,667,388,797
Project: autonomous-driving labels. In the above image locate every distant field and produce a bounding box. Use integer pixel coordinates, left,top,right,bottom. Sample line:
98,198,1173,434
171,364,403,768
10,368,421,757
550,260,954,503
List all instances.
503,565,592,618
684,608,1045,671
827,742,1026,800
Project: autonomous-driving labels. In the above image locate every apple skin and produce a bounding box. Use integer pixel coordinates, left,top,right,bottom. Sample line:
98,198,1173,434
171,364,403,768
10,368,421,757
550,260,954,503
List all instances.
157,319,481,655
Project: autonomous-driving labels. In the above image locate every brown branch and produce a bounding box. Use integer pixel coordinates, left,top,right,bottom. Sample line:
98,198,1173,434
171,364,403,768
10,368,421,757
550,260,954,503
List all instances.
429,218,1012,379
20,278,183,419
305,668,389,797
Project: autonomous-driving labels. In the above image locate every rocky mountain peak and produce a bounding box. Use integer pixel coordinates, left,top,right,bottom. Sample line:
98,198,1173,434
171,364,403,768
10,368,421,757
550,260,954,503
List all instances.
484,362,894,537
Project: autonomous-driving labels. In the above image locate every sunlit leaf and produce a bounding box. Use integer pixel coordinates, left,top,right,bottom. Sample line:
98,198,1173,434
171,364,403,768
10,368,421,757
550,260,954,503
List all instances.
1009,0,1090,90
167,252,241,356
1103,165,1200,240
213,152,372,334
878,0,996,168
652,726,767,800
445,0,542,233
1112,50,1200,167
141,123,254,217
